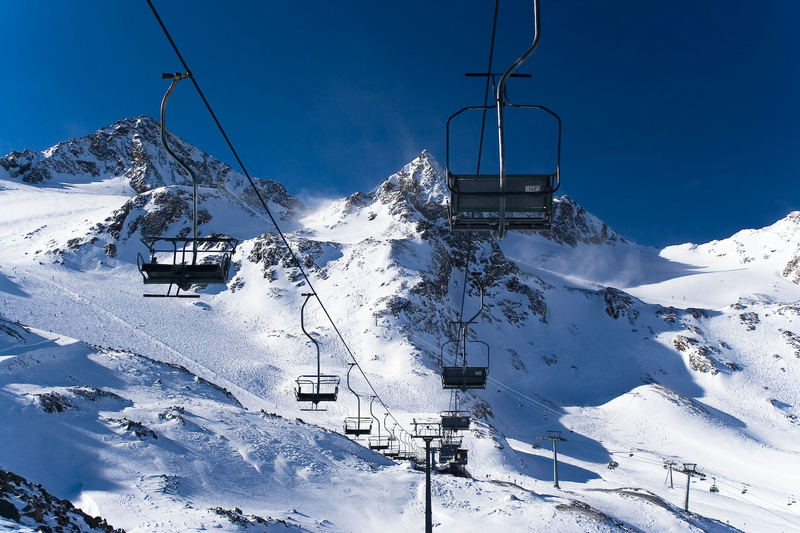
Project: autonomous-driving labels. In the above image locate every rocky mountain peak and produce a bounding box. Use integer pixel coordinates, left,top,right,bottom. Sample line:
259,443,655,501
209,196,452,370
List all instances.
376,150,448,206
0,116,299,213
545,195,626,247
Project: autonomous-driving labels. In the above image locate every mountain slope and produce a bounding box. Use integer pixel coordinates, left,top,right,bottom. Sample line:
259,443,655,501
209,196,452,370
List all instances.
0,118,798,532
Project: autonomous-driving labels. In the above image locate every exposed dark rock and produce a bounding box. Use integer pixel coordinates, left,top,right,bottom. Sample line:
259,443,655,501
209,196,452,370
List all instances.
0,319,27,343
35,392,72,413
0,470,123,532
210,506,291,528
0,498,20,521
603,287,638,323
543,196,626,247
686,308,708,319
656,307,678,324
782,246,800,284
68,387,125,403
555,500,632,530
739,312,760,331
673,336,718,374
780,329,800,358
108,418,158,439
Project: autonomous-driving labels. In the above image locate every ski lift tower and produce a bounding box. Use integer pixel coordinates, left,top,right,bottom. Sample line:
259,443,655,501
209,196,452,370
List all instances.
680,463,703,512
412,419,442,533
539,430,567,488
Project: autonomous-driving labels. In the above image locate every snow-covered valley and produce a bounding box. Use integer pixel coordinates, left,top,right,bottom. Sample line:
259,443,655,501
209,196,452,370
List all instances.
1,117,798,532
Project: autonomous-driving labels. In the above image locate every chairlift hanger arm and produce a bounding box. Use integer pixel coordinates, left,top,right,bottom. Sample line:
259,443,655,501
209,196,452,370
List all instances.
496,0,540,99
370,396,382,438
160,72,199,246
461,278,484,326
299,292,324,383
496,0,541,240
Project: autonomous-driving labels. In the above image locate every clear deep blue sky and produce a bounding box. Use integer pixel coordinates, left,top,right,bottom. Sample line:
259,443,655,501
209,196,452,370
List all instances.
1,1,798,246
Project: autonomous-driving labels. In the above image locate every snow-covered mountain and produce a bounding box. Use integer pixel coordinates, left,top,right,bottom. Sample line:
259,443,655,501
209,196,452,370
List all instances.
1,118,798,532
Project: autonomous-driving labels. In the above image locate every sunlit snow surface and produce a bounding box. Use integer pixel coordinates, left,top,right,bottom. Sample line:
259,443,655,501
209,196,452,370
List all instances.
1,121,799,532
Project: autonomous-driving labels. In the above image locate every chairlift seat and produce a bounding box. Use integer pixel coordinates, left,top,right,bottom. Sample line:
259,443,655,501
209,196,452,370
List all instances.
449,173,555,232
344,417,373,436
138,236,238,292
441,411,471,431
295,375,339,404
139,262,230,288
442,366,488,390
368,436,390,450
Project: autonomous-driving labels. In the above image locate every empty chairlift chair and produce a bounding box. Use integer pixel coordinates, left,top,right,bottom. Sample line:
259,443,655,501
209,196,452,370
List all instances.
441,280,489,391
137,72,238,297
445,0,562,240
384,436,401,458
295,293,340,410
368,400,390,451
441,391,471,431
343,363,373,437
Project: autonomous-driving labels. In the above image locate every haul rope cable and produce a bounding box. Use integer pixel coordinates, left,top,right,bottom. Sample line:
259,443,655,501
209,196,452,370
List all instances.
457,0,500,324
458,0,500,318
145,0,416,447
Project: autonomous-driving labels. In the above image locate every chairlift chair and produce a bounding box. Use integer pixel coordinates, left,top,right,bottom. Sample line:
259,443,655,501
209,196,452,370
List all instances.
445,0,561,240
441,280,489,391
441,390,471,430
383,419,402,458
294,293,340,410
137,72,238,297
343,363,372,436
396,433,414,461
368,400,390,450
383,437,401,458
440,410,471,431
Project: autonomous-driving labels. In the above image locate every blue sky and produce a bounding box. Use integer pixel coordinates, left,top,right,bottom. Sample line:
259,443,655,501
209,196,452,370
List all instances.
1,0,798,246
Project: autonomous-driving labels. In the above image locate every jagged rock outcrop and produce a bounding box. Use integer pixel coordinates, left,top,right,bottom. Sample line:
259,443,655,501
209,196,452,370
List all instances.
673,335,718,374
0,470,123,532
1,117,301,259
739,312,760,331
603,287,638,323
782,244,800,284
544,196,626,247
780,329,800,358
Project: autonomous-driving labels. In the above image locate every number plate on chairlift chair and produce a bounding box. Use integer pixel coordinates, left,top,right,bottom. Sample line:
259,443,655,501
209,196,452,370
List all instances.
524,185,542,192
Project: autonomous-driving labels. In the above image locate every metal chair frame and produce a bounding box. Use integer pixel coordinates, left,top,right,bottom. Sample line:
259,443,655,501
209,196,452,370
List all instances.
441,280,489,391
294,293,339,410
445,0,561,239
137,72,238,297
